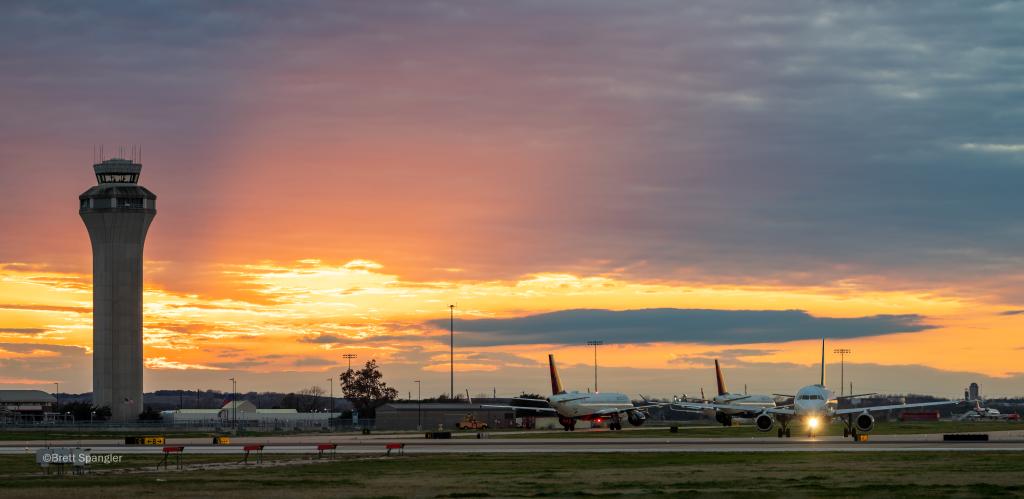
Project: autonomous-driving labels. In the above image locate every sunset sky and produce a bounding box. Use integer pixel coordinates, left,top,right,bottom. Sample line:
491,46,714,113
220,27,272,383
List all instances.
1,1,1023,399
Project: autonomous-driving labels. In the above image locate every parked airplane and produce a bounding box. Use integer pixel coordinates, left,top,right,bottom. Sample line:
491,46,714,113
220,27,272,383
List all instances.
956,400,1021,421
678,339,961,440
673,359,777,426
486,354,661,431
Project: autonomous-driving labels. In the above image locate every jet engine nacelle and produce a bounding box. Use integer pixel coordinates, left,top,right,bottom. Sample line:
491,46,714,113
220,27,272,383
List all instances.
855,412,874,433
627,410,647,426
755,413,775,432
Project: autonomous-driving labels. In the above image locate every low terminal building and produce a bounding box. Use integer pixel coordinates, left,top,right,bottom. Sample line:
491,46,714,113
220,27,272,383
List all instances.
161,400,338,427
0,390,59,423
375,401,561,431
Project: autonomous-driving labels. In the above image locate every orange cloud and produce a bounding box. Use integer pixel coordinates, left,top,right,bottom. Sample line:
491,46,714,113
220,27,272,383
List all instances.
1,258,1022,393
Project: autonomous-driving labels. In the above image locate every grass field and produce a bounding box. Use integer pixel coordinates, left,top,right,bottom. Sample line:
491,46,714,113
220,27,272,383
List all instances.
496,421,1024,439
0,431,216,441
2,421,1018,443
0,428,367,442
1,451,1023,497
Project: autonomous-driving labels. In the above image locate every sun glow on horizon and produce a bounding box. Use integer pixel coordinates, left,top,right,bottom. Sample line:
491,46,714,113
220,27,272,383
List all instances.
1,258,1022,394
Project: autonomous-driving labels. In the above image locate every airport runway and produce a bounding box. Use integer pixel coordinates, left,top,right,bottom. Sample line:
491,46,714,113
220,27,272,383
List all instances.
5,432,1024,455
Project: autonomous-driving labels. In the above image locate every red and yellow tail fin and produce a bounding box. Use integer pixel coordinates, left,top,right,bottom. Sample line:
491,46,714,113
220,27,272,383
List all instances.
714,359,728,396
549,354,565,395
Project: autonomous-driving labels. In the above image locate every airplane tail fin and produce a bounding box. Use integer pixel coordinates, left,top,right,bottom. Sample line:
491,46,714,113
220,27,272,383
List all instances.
548,354,565,395
820,338,826,386
714,359,728,396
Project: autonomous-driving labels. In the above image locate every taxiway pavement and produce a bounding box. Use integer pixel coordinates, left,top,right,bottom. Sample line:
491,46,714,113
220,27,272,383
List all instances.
5,431,1024,455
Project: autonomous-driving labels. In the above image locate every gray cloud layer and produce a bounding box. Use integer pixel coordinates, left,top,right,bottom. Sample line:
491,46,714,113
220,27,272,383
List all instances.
0,328,46,335
427,308,932,346
2,1,1024,299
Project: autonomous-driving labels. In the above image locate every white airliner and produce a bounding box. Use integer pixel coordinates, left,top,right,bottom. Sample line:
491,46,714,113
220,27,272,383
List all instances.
956,401,1020,421
680,339,961,440
674,359,777,426
486,354,660,431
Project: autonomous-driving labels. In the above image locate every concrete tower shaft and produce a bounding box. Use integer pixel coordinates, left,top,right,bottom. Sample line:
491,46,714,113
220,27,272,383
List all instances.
80,158,156,421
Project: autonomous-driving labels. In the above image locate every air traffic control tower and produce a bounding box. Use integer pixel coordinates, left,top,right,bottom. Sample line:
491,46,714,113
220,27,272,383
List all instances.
80,157,156,421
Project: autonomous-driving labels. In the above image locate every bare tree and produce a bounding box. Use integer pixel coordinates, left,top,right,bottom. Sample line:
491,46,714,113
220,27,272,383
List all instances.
296,385,326,412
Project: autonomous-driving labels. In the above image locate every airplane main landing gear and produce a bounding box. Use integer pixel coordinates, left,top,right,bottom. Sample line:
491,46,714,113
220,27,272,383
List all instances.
843,416,860,441
608,414,623,431
560,417,577,431
716,413,733,427
777,427,792,438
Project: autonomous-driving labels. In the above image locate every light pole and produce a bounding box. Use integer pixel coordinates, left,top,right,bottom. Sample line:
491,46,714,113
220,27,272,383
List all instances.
327,377,334,415
53,381,59,415
586,341,603,393
414,380,422,431
834,348,851,397
228,377,237,427
449,304,456,399
343,354,357,371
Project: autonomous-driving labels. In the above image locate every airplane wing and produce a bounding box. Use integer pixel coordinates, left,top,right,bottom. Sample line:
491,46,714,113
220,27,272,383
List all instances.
672,402,795,415
834,399,961,416
555,396,591,403
631,403,669,410
635,396,672,410
668,403,712,414
589,404,664,417
480,404,558,415
836,393,877,400
670,401,717,412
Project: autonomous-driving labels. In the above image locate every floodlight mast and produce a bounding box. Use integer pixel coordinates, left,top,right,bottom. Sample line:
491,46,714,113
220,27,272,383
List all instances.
833,348,851,396
587,340,604,392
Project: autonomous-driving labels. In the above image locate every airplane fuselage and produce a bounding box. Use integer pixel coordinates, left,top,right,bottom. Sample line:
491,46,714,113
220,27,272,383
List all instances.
713,393,776,416
549,391,634,419
792,384,837,421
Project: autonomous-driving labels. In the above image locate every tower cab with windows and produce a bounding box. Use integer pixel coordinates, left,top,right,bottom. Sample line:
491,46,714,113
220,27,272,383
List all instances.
79,158,156,213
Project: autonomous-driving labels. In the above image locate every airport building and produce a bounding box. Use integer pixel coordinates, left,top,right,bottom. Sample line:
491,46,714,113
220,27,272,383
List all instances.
161,400,338,427
375,401,560,431
80,156,157,421
0,390,57,422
